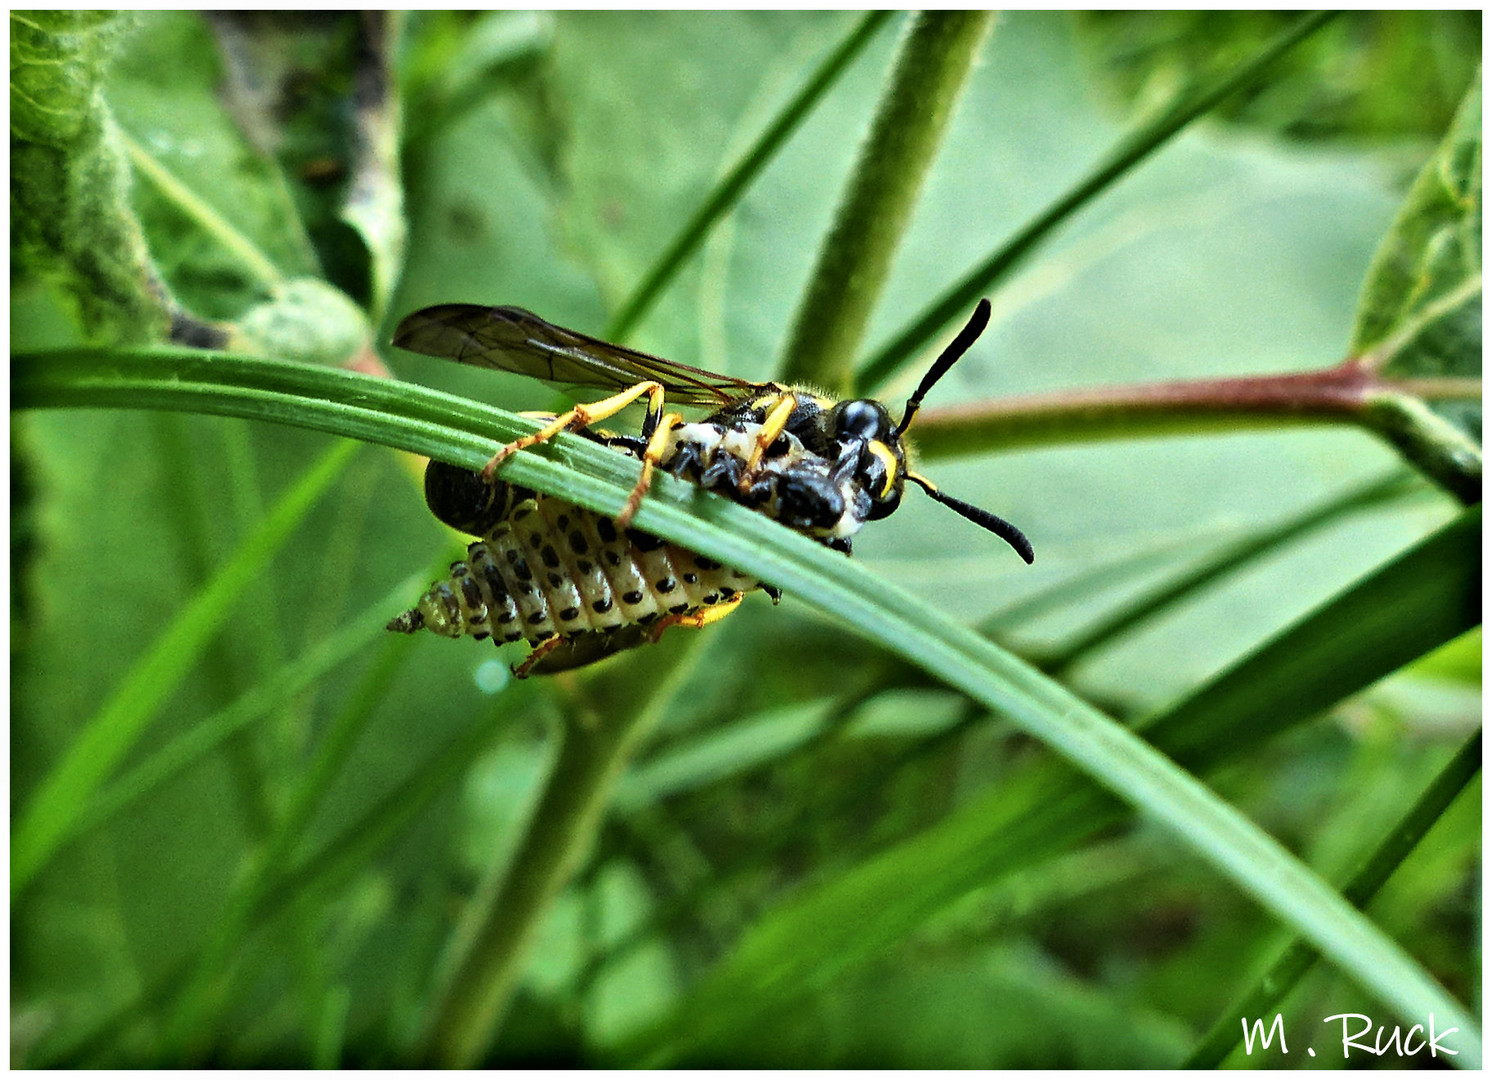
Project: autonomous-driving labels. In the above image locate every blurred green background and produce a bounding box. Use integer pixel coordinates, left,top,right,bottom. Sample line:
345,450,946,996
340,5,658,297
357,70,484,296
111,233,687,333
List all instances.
11,11,1480,1067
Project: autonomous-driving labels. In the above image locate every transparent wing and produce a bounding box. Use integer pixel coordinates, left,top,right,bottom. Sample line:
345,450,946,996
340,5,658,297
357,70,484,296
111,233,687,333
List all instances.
392,304,761,406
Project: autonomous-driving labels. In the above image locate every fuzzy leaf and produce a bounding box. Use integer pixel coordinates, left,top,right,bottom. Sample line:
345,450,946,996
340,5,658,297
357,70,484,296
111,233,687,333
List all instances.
11,10,172,342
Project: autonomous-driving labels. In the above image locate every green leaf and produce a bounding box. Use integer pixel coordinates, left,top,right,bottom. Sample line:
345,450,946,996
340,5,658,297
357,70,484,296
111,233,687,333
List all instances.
606,11,893,340
1352,69,1481,440
1347,65,1481,500
10,10,173,342
1354,68,1480,380
107,13,321,313
200,12,405,318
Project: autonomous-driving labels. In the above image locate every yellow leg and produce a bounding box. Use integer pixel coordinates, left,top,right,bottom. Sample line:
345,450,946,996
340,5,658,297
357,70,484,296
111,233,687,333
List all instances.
738,392,797,491
615,410,685,529
647,595,744,642
480,380,667,482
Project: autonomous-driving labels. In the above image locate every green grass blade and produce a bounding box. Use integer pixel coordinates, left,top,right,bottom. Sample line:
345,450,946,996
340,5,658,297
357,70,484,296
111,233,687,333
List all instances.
853,10,1338,394
1185,729,1482,1068
71,572,428,849
606,11,893,340
10,435,360,898
610,508,1481,1067
157,628,419,1053
1043,469,1423,672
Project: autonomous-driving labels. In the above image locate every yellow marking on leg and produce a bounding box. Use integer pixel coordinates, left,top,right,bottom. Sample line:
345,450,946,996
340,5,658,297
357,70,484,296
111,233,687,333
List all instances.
647,595,744,642
512,635,567,679
616,410,685,529
739,392,797,490
479,381,667,481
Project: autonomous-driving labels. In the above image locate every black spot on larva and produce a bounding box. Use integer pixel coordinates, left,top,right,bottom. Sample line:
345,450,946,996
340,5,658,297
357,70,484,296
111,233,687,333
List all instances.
656,577,676,593
534,630,555,642
683,573,698,585
695,556,720,571
498,609,517,624
627,528,665,552
529,531,543,547
720,588,739,601
670,602,689,615
702,593,719,605
520,584,535,597
605,550,621,567
527,611,548,625
540,544,560,569
568,529,588,555
513,558,532,582
557,513,570,530
639,612,659,625
559,606,580,621
436,583,460,622
480,560,507,598
577,559,593,575
548,573,564,588
504,631,524,642
473,631,490,640
593,597,613,614
622,590,643,605
597,518,618,543
458,573,483,609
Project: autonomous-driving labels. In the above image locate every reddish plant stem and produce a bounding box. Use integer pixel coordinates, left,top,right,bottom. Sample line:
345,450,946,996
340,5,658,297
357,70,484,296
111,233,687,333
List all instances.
911,359,1479,458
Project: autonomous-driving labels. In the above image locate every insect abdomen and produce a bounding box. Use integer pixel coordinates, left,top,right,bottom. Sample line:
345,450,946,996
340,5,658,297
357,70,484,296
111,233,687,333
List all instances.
388,494,760,647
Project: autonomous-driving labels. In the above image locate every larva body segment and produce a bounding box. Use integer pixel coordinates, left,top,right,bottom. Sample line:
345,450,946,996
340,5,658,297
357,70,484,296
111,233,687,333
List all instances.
388,492,760,652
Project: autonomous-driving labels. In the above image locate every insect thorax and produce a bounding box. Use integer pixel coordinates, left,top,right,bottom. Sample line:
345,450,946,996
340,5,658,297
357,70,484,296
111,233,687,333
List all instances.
660,418,872,543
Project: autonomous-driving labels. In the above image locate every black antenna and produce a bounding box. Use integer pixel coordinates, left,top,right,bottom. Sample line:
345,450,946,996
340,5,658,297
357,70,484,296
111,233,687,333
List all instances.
896,298,992,436
906,472,1034,564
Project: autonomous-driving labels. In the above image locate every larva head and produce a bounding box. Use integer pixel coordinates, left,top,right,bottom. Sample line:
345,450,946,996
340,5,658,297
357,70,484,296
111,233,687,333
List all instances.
832,299,1033,564
424,460,533,537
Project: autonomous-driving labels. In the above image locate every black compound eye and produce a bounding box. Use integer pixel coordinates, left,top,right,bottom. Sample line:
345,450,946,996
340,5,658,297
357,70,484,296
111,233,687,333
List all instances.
834,400,887,442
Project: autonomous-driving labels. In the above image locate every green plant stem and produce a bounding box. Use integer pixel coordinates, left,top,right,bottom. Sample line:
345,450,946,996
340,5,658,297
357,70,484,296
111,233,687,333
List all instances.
854,10,1339,394
779,11,994,392
1184,730,1482,1068
606,12,892,341
419,693,659,1067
